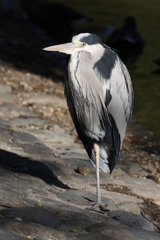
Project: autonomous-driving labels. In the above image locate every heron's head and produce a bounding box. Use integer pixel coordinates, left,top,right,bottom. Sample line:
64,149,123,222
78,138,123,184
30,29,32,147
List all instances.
43,33,102,55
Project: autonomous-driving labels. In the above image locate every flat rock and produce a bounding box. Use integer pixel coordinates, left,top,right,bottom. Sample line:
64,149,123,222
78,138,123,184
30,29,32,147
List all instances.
85,222,125,233
0,226,28,240
77,233,117,240
85,223,136,240
89,173,160,205
0,185,34,207
57,189,113,206
0,103,36,118
119,159,148,177
63,178,143,204
26,94,67,108
126,228,160,240
0,84,12,93
33,237,48,240
54,145,88,160
0,207,62,228
58,210,92,229
85,222,160,240
33,237,49,240
0,128,55,160
130,184,160,205
108,202,142,215
119,177,160,205
0,219,78,240
8,117,45,128
108,211,154,231
13,131,42,144
25,126,74,147
0,93,16,104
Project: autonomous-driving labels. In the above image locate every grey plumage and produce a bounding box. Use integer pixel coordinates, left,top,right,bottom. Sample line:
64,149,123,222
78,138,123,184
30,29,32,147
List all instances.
43,33,133,210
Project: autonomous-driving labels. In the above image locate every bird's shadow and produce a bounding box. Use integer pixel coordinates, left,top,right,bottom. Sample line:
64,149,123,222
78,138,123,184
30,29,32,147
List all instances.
0,0,68,80
82,196,94,203
0,0,90,80
0,148,70,190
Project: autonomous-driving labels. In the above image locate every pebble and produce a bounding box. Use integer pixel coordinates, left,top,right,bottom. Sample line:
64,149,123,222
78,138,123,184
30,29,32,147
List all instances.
77,166,90,175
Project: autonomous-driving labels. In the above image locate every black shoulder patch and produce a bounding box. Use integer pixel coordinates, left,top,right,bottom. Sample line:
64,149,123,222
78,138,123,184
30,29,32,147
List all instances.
93,46,118,79
80,34,102,45
105,89,112,106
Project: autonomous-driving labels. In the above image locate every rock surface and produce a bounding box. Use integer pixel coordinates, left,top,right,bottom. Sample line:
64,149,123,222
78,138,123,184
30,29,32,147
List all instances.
0,1,159,240
0,84,159,240
0,226,29,240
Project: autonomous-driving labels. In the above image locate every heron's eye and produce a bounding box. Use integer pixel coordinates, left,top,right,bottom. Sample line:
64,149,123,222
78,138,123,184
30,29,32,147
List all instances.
82,43,86,47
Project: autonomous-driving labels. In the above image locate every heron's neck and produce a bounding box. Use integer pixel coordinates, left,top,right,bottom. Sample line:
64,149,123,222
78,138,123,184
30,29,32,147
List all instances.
68,44,105,92
68,50,106,110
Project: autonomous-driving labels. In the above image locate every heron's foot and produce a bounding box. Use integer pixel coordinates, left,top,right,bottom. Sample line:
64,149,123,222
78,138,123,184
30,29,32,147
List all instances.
86,201,109,212
69,199,109,212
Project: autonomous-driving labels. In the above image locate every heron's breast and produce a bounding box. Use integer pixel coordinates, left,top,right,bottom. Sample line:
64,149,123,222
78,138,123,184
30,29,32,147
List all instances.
68,52,93,92
68,51,107,140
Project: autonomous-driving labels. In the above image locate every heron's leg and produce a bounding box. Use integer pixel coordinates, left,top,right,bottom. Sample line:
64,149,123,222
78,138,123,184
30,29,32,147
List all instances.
86,143,108,211
69,143,108,211
94,143,101,203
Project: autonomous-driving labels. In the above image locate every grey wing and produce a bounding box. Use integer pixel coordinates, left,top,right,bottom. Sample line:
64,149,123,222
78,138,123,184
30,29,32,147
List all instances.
107,58,133,144
94,47,133,145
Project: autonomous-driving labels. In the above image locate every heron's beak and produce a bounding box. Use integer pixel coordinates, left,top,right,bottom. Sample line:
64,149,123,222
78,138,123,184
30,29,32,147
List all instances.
43,42,78,54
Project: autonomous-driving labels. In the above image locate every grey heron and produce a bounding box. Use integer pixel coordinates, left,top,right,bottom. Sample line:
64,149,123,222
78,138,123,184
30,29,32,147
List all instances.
43,33,133,211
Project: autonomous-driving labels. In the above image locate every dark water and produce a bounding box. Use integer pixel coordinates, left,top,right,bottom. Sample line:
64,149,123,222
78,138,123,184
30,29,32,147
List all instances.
14,0,160,139
65,0,160,139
